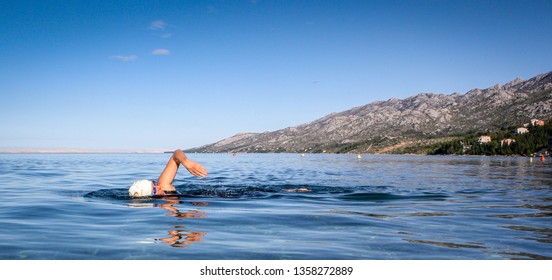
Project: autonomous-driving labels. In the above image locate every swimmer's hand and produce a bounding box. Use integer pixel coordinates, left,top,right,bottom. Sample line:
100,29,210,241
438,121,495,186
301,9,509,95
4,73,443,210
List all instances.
183,159,208,178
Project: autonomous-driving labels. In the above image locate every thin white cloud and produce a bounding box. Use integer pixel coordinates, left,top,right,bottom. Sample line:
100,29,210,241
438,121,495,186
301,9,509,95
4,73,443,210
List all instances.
149,20,172,38
110,55,137,61
149,20,167,30
152,49,170,55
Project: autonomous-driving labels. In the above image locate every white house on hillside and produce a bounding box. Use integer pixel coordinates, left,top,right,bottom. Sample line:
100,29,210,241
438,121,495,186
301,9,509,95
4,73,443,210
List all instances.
500,138,516,147
478,136,491,144
524,119,545,127
531,119,545,126
516,127,529,134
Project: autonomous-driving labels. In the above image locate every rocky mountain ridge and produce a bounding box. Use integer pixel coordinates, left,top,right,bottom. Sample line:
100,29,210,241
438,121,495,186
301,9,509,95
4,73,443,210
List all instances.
187,71,552,154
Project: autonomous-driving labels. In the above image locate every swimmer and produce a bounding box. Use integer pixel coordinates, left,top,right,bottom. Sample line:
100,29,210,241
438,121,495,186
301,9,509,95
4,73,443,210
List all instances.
129,149,208,197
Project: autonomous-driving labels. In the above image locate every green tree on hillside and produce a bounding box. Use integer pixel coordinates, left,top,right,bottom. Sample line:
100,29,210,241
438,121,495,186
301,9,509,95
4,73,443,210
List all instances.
429,119,551,155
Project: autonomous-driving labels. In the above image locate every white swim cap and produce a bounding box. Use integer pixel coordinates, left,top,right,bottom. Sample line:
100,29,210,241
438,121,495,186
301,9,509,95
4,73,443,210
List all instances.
129,180,153,197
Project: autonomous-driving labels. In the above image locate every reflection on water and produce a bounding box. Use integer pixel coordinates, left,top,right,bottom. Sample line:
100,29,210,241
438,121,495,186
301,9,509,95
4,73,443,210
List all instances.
151,196,207,249
159,226,206,248
157,197,207,219
125,188,312,250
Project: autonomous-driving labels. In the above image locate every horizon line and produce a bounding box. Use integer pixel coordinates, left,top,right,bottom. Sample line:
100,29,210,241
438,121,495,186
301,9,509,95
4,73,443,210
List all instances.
0,149,171,154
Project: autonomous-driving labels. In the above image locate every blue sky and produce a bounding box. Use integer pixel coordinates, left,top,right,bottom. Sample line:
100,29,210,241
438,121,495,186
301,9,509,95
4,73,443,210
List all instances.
1,0,551,150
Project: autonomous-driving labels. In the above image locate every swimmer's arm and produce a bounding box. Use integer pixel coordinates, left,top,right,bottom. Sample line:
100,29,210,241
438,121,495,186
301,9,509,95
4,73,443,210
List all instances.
174,150,208,177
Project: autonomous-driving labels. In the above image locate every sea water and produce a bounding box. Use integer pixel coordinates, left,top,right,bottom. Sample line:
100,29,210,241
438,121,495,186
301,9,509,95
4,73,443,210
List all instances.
0,153,550,260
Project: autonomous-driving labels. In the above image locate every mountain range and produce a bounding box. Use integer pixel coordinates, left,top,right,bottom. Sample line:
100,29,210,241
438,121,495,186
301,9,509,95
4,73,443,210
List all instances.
187,71,552,154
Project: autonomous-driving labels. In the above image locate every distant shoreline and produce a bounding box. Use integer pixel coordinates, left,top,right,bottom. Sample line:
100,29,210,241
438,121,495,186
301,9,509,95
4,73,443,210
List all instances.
0,150,546,157
0,149,169,154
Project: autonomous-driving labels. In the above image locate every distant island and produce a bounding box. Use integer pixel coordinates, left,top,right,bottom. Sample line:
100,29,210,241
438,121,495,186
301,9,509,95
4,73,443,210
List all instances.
187,71,552,155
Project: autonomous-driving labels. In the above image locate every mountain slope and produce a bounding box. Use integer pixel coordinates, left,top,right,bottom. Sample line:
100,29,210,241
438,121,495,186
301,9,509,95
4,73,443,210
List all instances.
187,71,552,154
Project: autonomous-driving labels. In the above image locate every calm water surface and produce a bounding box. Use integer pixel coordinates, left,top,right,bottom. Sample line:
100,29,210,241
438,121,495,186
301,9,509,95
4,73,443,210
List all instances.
0,153,550,259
